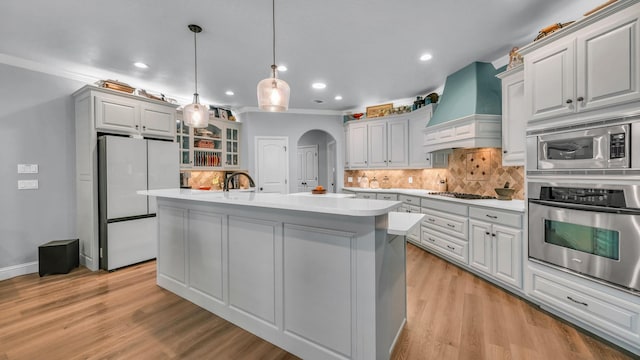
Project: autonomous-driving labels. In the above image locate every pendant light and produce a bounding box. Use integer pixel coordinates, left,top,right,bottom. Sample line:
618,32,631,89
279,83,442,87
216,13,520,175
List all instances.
183,24,208,128
257,0,290,112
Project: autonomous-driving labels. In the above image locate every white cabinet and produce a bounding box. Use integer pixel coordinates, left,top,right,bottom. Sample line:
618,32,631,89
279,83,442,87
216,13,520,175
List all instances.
419,198,469,265
496,66,525,166
523,2,640,123
469,207,522,289
528,263,640,352
94,90,176,139
347,122,367,168
344,126,350,169
346,117,408,169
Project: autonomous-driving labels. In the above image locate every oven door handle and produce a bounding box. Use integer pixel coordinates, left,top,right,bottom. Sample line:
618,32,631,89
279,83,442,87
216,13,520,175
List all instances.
529,199,640,215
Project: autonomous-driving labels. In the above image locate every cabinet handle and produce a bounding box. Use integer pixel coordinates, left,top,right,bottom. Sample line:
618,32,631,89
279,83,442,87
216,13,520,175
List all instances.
406,209,411,213
135,124,139,129
365,160,367,164
503,150,508,154
446,223,455,228
427,237,436,242
446,245,455,251
486,214,498,219
566,99,573,104
143,125,146,131
485,231,490,235
492,233,496,237
384,160,387,163
406,199,412,202
428,218,436,222
567,296,588,307
577,96,584,102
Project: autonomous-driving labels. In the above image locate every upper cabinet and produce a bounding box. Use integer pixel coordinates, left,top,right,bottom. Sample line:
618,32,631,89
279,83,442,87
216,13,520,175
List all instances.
522,2,640,123
345,117,408,169
345,105,446,169
177,113,241,170
92,88,177,139
497,66,526,166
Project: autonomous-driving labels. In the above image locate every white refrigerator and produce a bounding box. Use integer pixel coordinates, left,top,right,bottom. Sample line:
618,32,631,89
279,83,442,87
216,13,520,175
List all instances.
98,135,178,270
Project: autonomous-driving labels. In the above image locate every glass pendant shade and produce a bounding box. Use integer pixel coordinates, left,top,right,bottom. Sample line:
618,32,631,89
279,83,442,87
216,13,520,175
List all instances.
183,94,208,128
257,75,290,112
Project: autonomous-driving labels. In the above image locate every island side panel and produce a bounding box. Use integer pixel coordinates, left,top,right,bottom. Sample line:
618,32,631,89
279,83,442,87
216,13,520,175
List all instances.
155,197,403,360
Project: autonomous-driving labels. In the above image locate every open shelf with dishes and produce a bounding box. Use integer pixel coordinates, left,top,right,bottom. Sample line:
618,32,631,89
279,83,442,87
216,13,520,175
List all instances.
177,111,241,170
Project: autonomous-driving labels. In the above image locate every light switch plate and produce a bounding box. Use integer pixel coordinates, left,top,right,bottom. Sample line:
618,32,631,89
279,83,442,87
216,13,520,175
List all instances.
17,164,38,174
408,176,413,184
18,179,39,190
347,177,353,183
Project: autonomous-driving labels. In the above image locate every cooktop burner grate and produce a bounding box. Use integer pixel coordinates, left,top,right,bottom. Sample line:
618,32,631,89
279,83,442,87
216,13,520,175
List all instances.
428,192,496,200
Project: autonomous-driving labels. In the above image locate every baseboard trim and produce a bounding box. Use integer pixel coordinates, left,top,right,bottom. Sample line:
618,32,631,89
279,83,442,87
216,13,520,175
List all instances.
0,262,38,281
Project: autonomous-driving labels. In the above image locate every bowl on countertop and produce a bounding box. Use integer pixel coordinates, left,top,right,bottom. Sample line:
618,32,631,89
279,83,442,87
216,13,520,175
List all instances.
494,188,515,200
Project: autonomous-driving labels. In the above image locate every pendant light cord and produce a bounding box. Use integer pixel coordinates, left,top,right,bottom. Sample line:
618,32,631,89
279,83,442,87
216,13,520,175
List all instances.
272,0,276,77
194,30,199,95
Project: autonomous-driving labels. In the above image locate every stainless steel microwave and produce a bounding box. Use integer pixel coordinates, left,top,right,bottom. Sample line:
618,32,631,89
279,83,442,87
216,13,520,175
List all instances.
526,117,640,172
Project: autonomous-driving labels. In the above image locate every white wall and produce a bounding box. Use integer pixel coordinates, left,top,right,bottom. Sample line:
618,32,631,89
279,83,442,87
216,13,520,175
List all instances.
238,111,344,194
0,63,85,278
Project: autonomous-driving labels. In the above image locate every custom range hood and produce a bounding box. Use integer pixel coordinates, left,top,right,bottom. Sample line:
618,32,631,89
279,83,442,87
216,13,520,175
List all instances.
424,62,503,153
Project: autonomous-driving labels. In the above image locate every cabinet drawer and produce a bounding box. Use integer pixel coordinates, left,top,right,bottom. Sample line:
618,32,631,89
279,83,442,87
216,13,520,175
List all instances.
530,270,640,343
421,208,468,240
421,228,468,264
421,198,468,216
377,193,398,201
355,192,375,199
469,207,521,228
398,194,420,206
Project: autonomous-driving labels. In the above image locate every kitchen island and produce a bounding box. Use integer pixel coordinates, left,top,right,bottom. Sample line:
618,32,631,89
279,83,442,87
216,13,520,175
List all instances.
141,189,423,360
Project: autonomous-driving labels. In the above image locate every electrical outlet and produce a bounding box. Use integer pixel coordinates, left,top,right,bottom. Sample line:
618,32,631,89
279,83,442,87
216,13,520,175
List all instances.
18,179,39,190
17,164,38,174
408,176,413,184
347,177,353,183
357,177,361,183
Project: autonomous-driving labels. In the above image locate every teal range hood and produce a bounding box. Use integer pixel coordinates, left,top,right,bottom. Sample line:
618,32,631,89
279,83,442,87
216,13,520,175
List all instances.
423,62,503,153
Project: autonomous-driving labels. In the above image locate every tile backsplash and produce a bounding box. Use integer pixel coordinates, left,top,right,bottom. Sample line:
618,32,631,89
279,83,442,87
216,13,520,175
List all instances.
344,148,524,200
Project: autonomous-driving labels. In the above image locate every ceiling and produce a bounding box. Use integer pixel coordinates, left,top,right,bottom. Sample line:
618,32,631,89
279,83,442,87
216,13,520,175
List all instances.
0,0,605,112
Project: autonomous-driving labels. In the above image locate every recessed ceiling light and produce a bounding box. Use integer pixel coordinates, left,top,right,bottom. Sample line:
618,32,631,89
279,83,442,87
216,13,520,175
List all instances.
134,62,149,69
419,54,433,62
225,90,234,96
312,83,326,89
277,65,288,72
334,95,343,100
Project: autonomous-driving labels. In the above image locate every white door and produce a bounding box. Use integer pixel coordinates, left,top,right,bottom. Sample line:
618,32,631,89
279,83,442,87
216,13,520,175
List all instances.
327,141,336,193
255,137,288,193
296,145,318,191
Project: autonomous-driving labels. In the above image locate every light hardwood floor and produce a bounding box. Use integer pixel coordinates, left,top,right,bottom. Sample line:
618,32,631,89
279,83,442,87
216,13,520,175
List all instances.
0,244,635,359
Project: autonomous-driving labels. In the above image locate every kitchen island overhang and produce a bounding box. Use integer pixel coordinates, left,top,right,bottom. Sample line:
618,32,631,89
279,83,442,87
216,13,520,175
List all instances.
141,189,423,360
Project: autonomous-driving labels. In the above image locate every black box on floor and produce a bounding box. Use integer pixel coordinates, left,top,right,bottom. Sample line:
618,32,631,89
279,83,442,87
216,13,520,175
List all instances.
38,239,79,277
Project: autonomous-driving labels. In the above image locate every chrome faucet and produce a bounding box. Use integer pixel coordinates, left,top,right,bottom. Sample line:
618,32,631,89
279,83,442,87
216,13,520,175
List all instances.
223,172,256,191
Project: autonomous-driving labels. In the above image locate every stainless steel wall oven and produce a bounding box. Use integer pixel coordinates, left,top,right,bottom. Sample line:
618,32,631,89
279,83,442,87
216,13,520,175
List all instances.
528,181,640,292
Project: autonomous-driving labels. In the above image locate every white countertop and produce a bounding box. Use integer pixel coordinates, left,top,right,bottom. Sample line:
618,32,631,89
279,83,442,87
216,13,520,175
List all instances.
387,212,425,236
140,189,400,216
289,192,355,198
343,187,526,212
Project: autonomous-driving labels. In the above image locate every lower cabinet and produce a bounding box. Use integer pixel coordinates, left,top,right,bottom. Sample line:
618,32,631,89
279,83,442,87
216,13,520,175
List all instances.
528,264,640,352
469,220,522,289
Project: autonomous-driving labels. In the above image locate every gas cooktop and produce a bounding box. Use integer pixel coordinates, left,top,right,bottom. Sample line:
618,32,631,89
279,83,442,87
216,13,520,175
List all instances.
428,192,496,200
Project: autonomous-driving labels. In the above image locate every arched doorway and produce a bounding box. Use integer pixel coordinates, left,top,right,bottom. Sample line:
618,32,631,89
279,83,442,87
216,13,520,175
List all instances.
296,130,337,193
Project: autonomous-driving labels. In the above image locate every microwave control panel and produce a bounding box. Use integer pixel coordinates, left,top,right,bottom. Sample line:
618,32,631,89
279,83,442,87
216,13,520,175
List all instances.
610,133,626,159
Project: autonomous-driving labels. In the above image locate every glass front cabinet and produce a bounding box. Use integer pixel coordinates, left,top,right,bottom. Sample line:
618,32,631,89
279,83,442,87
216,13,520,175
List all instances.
176,113,241,170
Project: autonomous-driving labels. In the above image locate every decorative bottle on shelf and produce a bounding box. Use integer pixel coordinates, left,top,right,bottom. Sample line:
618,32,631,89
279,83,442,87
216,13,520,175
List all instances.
381,175,391,189
359,174,369,188
370,176,379,189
